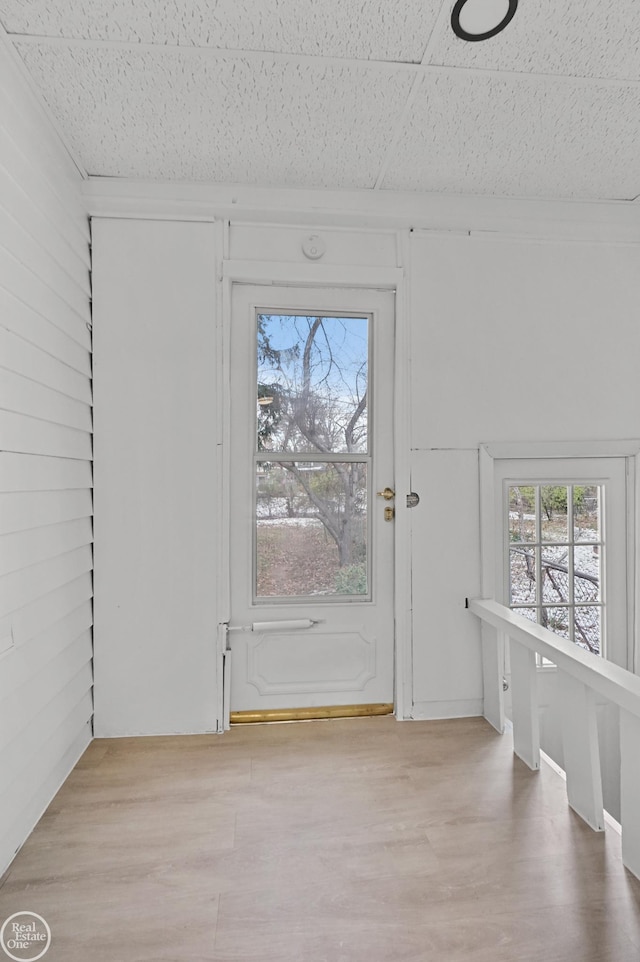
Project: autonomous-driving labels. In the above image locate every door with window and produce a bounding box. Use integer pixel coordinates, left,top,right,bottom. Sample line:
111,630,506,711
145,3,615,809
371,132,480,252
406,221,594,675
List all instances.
228,285,395,715
493,455,631,816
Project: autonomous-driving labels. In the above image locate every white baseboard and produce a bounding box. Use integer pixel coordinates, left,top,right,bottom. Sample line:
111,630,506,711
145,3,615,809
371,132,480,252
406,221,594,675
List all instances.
410,698,484,720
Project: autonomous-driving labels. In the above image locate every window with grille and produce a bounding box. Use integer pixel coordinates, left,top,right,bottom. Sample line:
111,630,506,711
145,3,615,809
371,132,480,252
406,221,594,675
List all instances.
507,484,603,655
254,312,371,601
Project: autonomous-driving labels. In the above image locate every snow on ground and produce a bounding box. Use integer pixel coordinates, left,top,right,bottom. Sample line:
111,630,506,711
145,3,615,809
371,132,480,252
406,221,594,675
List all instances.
257,517,323,527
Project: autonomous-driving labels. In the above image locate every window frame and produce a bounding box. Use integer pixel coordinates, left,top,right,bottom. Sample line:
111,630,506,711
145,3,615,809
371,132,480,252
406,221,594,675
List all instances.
479,441,640,674
506,481,605,664
252,307,374,605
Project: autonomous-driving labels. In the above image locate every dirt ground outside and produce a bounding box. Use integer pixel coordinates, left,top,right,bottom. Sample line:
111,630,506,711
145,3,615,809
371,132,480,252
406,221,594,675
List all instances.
256,520,341,597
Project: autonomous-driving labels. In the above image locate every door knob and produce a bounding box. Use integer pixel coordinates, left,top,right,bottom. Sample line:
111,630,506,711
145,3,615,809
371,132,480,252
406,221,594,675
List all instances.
377,487,395,501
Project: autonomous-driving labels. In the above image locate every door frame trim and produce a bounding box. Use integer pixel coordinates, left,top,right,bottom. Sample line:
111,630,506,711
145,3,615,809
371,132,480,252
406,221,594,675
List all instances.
218,256,412,722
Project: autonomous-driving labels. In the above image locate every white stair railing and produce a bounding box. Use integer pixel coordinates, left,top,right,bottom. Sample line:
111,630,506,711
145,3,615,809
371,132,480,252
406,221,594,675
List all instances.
469,597,640,880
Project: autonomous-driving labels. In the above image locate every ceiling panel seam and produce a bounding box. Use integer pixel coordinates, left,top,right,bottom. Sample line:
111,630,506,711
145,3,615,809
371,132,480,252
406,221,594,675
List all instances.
374,0,451,190
417,0,452,64
8,35,423,74
9,34,640,90
373,74,422,191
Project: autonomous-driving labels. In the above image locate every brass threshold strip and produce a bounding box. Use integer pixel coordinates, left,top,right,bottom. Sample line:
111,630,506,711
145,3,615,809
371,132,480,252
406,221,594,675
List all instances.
230,703,394,725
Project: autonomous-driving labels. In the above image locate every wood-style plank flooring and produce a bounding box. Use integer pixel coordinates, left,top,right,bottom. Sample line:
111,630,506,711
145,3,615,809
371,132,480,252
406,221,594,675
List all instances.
1,716,640,961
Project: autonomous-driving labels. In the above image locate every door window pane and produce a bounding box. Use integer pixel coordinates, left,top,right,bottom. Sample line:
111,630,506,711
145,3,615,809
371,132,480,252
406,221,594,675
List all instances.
255,461,368,599
257,313,369,455
255,310,372,603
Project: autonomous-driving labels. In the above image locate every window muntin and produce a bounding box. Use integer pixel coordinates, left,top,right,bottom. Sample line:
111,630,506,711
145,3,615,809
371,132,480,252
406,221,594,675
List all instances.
507,484,603,655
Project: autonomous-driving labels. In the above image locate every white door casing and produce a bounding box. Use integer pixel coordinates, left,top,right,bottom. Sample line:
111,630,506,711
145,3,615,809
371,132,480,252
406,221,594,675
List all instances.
227,284,396,714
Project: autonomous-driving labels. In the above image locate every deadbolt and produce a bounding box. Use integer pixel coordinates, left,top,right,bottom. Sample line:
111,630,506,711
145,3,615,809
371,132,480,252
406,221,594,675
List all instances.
377,487,395,501
384,506,395,522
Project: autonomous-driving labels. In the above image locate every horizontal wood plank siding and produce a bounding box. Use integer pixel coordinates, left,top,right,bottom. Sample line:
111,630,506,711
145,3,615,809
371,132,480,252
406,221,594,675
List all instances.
0,698,92,816
0,453,92,492
0,518,93,577
0,125,90,259
0,411,92,460
0,720,92,888
0,246,90,348
0,201,90,303
0,489,93,535
0,368,92,431
0,56,89,246
0,608,93,700
0,545,93,620
0,292,93,379
0,152,91,284
0,45,93,874
0,573,93,649
0,637,92,756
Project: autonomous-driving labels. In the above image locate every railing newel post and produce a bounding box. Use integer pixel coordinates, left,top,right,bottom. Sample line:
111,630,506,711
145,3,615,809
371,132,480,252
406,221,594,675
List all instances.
557,670,604,831
620,708,640,877
481,622,505,733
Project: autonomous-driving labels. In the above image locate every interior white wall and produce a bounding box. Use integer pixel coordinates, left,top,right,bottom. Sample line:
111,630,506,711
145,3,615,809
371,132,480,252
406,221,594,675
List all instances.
410,233,640,449
409,231,640,717
0,51,92,873
89,214,640,734
92,218,219,736
410,449,482,719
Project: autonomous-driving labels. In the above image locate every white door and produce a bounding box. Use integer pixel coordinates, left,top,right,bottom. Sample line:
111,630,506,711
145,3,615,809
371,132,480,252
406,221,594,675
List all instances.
228,285,395,714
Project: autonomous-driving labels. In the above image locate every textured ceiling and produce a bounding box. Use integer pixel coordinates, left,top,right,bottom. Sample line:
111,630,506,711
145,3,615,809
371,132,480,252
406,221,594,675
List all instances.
0,0,444,61
2,0,640,201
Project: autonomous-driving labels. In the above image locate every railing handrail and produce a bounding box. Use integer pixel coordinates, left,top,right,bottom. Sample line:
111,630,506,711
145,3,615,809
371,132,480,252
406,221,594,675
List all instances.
470,596,640,880
469,598,640,720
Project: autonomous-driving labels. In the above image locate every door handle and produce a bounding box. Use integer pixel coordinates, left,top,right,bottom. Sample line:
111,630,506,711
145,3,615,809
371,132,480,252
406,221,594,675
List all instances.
376,487,395,501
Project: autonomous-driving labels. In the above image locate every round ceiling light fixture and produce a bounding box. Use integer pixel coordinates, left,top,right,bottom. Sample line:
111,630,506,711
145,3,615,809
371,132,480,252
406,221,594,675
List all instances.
451,0,518,42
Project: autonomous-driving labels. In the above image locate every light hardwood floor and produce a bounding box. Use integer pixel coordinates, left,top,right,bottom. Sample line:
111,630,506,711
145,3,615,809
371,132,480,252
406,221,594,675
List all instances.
1,716,640,961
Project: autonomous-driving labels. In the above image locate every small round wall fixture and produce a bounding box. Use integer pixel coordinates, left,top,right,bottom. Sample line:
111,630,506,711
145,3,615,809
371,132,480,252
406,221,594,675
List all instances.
451,0,518,42
301,234,326,260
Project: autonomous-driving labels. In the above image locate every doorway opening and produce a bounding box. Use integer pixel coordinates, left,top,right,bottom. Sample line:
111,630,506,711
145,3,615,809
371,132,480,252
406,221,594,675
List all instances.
227,285,397,721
